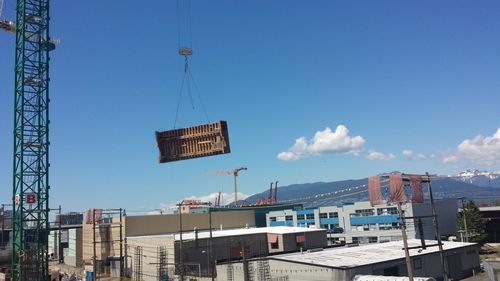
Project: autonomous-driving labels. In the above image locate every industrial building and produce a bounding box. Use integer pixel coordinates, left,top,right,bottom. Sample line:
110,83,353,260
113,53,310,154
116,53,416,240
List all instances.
0,208,12,267
172,226,326,278
216,239,480,281
479,206,500,243
125,226,326,280
266,199,458,244
81,209,257,279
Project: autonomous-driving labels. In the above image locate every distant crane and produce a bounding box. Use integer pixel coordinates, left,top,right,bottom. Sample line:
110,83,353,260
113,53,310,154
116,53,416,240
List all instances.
256,181,279,205
204,167,248,207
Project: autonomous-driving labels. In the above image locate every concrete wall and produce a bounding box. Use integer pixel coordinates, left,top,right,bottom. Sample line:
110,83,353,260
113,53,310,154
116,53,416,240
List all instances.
127,235,175,281
217,259,345,281
274,230,327,253
82,222,123,268
125,210,256,237
65,228,83,267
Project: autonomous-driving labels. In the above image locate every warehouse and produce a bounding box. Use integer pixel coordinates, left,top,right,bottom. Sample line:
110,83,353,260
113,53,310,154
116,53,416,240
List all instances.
216,239,480,281
81,209,256,279
173,226,327,278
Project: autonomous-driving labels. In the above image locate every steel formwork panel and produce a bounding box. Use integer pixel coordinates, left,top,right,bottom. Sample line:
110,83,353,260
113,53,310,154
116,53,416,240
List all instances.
155,121,230,163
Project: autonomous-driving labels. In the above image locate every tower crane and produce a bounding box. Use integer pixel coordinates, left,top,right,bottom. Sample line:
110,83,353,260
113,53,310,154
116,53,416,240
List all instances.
2,0,57,280
204,167,248,207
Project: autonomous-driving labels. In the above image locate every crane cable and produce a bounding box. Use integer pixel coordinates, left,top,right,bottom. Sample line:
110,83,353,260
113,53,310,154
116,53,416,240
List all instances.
173,0,209,129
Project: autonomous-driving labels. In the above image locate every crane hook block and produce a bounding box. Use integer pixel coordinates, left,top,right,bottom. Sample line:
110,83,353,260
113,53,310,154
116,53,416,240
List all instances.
155,121,231,163
179,47,193,56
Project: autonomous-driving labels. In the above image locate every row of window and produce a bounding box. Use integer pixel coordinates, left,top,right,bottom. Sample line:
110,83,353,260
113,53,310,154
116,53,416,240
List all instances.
351,222,400,231
297,214,314,220
352,236,378,244
269,215,294,222
271,208,401,222
319,212,339,219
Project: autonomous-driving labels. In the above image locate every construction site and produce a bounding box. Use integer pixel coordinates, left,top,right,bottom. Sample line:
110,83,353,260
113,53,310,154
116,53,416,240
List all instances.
0,0,495,281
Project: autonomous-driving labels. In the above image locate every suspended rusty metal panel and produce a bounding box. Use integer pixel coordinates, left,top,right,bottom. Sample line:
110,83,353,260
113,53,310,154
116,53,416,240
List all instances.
155,121,230,163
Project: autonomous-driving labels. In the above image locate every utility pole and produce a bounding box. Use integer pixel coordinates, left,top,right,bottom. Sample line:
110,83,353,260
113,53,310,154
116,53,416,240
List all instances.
1,204,5,249
426,172,448,281
397,202,414,281
209,205,214,281
119,208,124,277
93,210,97,281
58,205,63,264
178,202,185,281
461,198,469,243
241,242,250,281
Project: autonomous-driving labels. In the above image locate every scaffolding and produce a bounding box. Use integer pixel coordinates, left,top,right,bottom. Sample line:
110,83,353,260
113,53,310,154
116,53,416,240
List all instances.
134,246,142,281
92,208,124,281
157,246,168,281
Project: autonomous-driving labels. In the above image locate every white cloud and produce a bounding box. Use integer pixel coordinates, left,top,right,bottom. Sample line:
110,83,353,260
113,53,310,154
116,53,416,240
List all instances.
403,149,413,159
443,128,500,166
152,192,252,214
277,125,365,161
182,192,251,206
367,150,395,161
149,192,252,215
403,150,428,160
417,153,427,159
277,151,300,161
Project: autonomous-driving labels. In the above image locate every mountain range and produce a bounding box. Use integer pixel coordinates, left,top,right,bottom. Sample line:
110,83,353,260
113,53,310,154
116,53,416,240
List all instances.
244,171,500,208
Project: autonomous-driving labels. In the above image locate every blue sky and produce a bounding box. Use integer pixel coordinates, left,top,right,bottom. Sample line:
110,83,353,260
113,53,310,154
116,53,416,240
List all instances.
0,0,499,212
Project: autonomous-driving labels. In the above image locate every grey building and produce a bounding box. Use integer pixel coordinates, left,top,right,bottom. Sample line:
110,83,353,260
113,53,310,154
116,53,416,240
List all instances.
266,199,458,244
216,239,480,281
174,226,327,278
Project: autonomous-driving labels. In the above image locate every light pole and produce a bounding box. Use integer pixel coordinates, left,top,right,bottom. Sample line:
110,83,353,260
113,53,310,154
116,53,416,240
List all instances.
178,201,185,281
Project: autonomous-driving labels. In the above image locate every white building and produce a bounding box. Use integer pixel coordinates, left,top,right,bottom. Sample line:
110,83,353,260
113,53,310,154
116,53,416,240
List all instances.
265,199,458,244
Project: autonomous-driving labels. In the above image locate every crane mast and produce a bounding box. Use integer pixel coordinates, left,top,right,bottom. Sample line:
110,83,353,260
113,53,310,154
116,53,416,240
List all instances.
11,0,51,280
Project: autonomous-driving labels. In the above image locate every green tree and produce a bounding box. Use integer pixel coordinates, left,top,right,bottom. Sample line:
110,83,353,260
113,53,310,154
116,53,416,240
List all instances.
457,200,487,244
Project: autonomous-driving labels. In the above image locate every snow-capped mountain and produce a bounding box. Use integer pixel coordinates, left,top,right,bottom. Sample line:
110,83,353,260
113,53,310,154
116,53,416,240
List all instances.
449,170,500,188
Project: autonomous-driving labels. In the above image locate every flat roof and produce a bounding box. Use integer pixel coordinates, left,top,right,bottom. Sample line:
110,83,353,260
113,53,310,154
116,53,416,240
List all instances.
174,226,325,241
479,206,500,212
268,239,476,269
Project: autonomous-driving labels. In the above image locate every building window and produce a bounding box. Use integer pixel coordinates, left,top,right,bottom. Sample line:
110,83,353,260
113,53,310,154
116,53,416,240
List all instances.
297,214,305,220
413,258,422,270
353,209,374,217
269,235,279,249
306,214,314,220
369,237,378,243
352,224,377,231
285,215,293,221
377,207,398,215
352,237,359,244
329,212,339,218
319,213,328,219
320,224,328,229
270,217,277,222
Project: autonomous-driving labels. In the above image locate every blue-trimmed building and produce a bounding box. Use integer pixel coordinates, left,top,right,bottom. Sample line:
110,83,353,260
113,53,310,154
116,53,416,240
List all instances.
266,199,458,244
